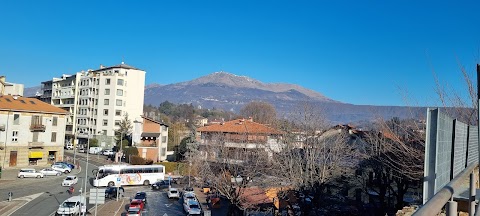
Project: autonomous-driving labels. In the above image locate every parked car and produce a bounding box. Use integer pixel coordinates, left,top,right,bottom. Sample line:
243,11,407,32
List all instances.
129,200,145,211
167,188,179,199
183,199,202,215
89,147,103,154
183,191,197,204
78,148,86,153
17,168,44,178
105,186,125,199
132,192,147,204
102,149,115,156
151,180,169,190
62,176,78,186
57,196,86,216
65,142,74,150
54,161,75,169
52,164,72,174
39,168,62,176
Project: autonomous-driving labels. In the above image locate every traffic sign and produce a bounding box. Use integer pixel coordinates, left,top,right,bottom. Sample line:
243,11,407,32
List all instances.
89,188,106,204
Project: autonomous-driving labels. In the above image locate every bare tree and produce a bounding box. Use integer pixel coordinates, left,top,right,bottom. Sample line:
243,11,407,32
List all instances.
358,117,424,214
240,101,277,125
273,103,359,214
188,133,274,215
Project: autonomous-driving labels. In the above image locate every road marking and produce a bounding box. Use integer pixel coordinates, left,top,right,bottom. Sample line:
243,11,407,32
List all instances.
165,203,172,207
163,214,168,216
5,192,44,216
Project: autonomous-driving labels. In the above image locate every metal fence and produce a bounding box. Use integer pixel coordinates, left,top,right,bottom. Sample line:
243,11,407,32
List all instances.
417,108,479,216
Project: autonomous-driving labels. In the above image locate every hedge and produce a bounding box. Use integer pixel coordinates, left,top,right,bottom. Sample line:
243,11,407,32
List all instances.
156,162,188,176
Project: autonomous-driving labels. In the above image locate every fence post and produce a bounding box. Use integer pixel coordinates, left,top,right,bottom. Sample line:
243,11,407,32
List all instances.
470,172,476,216
447,198,458,216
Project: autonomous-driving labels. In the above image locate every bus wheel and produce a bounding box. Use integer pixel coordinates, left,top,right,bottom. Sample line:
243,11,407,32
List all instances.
108,181,115,187
143,180,150,186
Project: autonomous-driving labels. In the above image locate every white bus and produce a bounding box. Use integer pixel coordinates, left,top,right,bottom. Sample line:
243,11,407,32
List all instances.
93,164,165,187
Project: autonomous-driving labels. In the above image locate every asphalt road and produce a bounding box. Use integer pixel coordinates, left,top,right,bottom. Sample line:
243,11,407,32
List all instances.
0,152,100,216
1,151,189,216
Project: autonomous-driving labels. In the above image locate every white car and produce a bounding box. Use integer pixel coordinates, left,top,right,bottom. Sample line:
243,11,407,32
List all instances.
17,168,44,178
62,176,78,187
102,149,114,156
40,168,62,176
52,164,72,174
57,196,86,216
167,188,180,199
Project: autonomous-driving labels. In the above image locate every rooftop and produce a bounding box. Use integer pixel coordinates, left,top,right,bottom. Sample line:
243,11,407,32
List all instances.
0,95,68,114
197,118,284,135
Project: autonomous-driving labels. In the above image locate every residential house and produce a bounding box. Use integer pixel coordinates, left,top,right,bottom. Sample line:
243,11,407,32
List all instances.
132,116,169,162
0,95,67,168
196,118,284,161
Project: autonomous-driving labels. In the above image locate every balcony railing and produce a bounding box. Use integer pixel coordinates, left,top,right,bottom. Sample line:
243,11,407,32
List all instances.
30,124,46,132
28,141,45,148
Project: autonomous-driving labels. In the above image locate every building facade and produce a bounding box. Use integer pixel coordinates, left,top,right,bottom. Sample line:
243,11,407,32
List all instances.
0,76,24,96
196,118,284,161
40,63,146,149
132,116,169,162
0,95,67,168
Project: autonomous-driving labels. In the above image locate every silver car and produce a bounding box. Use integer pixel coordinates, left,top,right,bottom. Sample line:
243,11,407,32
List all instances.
40,168,62,176
18,168,44,178
183,199,201,215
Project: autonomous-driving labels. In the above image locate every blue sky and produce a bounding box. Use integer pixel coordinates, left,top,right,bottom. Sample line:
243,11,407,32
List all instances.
0,1,479,106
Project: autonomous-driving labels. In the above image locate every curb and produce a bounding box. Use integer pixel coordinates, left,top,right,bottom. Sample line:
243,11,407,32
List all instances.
0,192,43,216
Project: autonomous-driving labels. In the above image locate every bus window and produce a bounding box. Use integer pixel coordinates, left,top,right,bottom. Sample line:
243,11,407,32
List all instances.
144,168,152,173
159,167,164,173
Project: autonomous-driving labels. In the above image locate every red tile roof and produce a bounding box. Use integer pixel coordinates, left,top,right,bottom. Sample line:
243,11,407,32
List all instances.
0,95,68,114
197,119,284,135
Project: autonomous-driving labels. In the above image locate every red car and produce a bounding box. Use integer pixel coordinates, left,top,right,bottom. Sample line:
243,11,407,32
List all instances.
129,200,144,211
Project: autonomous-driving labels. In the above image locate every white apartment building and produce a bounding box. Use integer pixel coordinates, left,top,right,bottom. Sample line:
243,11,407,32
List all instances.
41,62,146,149
0,95,67,168
0,76,24,96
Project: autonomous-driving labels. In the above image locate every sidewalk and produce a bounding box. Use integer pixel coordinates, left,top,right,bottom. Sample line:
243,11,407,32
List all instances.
0,193,43,216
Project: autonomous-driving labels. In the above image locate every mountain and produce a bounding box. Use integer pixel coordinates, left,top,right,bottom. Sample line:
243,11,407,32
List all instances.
23,86,41,97
24,72,425,123
144,72,425,123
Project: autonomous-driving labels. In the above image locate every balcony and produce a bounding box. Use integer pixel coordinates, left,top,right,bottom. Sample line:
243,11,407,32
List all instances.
28,141,45,148
30,124,46,132
0,124,5,131
66,121,73,125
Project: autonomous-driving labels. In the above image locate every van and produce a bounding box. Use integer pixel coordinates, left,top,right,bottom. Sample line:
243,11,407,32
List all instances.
56,195,86,216
89,147,103,154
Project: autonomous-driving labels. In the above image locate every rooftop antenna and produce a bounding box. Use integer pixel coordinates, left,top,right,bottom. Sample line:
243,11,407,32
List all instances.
121,56,125,64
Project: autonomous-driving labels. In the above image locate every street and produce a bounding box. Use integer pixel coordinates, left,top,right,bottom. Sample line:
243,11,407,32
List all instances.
0,151,191,216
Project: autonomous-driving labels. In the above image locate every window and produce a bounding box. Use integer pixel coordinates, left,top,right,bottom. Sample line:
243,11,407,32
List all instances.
51,132,57,142
52,117,58,126
105,78,110,85
103,109,108,116
102,130,107,135
115,110,122,116
103,120,108,126
116,89,123,96
13,114,20,125
104,89,110,95
31,115,42,125
12,131,18,142
116,99,122,106
33,132,39,142
161,148,166,156
104,99,109,105
162,136,167,143
115,120,121,126
117,79,124,86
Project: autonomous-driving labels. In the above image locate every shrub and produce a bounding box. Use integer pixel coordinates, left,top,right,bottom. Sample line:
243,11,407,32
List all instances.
156,162,188,175
130,155,147,165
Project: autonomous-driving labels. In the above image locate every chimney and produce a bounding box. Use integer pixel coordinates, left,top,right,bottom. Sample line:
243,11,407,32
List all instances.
100,64,105,69
248,116,253,122
0,76,5,83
